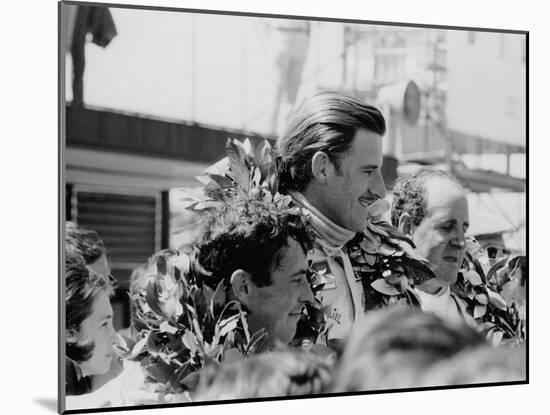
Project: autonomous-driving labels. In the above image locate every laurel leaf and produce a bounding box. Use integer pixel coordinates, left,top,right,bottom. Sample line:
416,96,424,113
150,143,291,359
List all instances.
371,278,401,296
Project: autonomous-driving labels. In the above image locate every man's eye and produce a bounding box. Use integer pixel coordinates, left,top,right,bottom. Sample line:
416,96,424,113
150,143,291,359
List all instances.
292,276,306,285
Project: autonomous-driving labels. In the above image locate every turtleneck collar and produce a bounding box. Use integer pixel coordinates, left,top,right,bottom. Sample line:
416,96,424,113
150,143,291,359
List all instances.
290,191,356,256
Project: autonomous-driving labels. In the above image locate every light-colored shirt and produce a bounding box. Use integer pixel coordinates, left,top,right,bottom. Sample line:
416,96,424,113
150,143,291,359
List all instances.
415,286,463,324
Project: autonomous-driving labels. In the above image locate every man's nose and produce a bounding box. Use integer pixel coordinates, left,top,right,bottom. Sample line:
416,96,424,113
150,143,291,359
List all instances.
371,170,387,199
299,279,315,304
451,229,466,248
108,326,119,345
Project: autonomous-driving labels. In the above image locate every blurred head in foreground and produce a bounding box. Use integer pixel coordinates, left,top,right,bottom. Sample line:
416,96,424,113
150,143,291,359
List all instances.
331,306,487,392
193,348,333,400
417,344,526,387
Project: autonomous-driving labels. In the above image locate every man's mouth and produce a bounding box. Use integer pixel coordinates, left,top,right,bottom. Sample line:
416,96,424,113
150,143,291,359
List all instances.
358,197,375,207
360,198,390,218
443,256,458,263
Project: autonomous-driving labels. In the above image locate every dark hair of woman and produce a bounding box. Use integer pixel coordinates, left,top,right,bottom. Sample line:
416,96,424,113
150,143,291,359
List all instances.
65,262,113,363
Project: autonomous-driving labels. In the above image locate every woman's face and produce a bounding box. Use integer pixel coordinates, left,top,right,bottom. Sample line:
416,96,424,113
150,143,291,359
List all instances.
411,178,469,288
77,291,118,377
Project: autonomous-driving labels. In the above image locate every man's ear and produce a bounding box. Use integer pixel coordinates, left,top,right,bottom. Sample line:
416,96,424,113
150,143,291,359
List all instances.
398,213,415,237
311,151,333,183
229,269,253,303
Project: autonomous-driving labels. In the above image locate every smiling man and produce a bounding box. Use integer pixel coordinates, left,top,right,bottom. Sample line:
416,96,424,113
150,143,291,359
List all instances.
197,196,314,348
391,168,470,322
277,91,387,345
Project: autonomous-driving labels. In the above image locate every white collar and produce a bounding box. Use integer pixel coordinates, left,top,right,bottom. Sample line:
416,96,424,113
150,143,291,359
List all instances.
289,191,356,256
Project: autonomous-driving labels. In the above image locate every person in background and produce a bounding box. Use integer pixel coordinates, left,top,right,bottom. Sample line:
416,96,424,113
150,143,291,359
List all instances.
65,263,118,396
390,169,469,323
267,19,311,134
65,221,122,388
65,250,181,409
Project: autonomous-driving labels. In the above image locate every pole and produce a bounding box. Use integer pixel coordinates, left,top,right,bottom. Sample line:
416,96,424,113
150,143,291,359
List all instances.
191,15,196,122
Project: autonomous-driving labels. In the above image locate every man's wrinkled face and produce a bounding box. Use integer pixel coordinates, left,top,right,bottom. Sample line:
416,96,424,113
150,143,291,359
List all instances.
77,291,118,377
412,178,469,287
318,129,386,232
245,237,314,345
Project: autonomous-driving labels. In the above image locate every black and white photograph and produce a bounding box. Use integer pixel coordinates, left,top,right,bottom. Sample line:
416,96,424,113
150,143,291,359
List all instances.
58,1,527,413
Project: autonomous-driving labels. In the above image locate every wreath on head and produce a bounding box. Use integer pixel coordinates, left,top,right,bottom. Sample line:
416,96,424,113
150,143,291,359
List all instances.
124,137,321,394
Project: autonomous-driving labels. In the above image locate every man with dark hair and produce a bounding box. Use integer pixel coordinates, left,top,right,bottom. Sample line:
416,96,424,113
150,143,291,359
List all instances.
197,196,314,348
124,196,316,399
391,168,469,321
276,91,387,345
278,91,387,199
